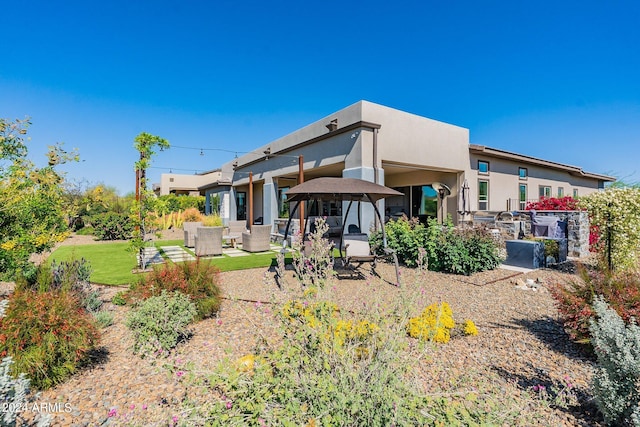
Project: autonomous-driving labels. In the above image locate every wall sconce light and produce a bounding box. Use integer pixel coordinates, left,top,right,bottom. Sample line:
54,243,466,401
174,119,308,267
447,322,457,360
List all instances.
200,149,204,156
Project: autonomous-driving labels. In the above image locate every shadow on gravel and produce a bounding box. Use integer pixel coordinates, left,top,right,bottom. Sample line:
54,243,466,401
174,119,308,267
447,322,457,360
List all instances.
491,365,603,427
84,346,110,367
514,317,595,361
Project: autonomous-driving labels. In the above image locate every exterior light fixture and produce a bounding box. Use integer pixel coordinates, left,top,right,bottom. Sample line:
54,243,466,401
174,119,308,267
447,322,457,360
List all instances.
200,149,204,156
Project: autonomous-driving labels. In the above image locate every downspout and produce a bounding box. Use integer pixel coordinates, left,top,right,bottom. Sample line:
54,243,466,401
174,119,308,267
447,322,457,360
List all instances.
373,128,380,231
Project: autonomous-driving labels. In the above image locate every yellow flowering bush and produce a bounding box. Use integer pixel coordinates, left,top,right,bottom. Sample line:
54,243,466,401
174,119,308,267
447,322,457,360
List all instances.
281,299,379,355
579,187,640,271
407,302,456,343
463,319,479,336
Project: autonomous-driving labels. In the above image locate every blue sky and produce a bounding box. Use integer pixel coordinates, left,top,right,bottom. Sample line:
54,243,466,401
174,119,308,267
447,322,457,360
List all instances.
2,0,639,194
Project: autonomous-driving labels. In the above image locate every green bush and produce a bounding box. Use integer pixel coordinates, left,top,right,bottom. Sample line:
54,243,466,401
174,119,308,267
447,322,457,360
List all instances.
126,290,197,357
589,296,640,426
438,227,503,275
0,289,99,389
90,212,133,240
370,216,431,267
372,216,502,275
127,259,222,320
156,194,205,213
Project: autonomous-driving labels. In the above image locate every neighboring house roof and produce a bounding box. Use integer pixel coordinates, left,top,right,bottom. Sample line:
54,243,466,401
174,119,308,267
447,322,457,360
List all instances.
469,144,616,182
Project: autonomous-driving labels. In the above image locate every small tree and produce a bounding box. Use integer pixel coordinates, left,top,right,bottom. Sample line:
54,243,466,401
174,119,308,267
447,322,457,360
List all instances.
130,132,169,270
0,117,78,279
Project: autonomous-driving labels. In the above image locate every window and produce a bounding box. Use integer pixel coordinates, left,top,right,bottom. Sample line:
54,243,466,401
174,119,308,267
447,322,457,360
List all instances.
478,180,489,210
519,167,528,180
557,187,564,198
573,188,579,198
478,160,489,174
539,186,551,199
519,184,527,210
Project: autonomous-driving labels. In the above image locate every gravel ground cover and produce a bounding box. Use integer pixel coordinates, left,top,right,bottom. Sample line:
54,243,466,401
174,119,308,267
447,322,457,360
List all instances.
3,233,604,426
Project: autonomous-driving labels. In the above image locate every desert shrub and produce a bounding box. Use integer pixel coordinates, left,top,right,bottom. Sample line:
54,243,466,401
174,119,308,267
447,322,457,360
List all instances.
407,302,479,344
550,267,640,344
0,300,51,427
90,212,133,240
93,311,114,329
202,214,223,227
0,289,99,389
127,259,222,320
589,296,640,426
112,291,127,306
16,258,100,314
291,217,335,288
182,207,203,222
407,302,456,343
126,290,196,357
207,293,429,426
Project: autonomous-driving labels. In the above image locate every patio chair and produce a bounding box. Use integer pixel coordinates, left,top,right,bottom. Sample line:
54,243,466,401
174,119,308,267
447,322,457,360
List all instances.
183,221,203,247
341,233,400,285
194,226,223,257
227,220,249,244
242,224,272,253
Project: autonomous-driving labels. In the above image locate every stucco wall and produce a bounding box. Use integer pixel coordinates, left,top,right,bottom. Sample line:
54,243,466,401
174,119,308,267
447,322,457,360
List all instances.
467,153,603,211
361,101,469,172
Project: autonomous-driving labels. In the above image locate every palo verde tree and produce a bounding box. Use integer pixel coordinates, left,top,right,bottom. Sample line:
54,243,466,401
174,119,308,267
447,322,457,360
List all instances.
130,132,169,269
0,117,79,279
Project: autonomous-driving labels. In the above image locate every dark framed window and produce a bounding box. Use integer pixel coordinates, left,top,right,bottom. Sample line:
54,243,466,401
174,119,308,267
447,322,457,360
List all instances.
539,186,551,199
478,180,489,210
478,160,489,174
519,167,527,180
519,184,527,210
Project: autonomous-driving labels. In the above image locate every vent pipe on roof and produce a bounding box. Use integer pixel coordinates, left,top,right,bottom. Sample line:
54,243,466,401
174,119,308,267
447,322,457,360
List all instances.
326,119,338,132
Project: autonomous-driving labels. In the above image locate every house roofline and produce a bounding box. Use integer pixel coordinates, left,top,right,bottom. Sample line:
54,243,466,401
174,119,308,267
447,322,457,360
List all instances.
469,144,616,182
231,120,381,171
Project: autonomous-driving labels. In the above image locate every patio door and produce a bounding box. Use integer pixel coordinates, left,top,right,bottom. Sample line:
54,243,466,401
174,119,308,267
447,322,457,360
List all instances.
236,192,246,220
411,185,438,223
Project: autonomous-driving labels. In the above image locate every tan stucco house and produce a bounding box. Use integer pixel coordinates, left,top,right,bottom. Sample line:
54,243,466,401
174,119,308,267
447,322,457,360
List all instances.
158,101,614,232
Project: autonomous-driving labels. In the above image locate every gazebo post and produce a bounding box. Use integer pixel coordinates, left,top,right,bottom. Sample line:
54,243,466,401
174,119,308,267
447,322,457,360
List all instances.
339,200,355,259
283,200,301,247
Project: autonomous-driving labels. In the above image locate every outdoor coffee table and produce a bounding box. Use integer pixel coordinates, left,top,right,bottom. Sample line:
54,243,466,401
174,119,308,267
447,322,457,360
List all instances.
223,233,241,248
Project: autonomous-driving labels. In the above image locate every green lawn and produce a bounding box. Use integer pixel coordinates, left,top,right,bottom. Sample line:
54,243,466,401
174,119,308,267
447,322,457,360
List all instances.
48,240,293,286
